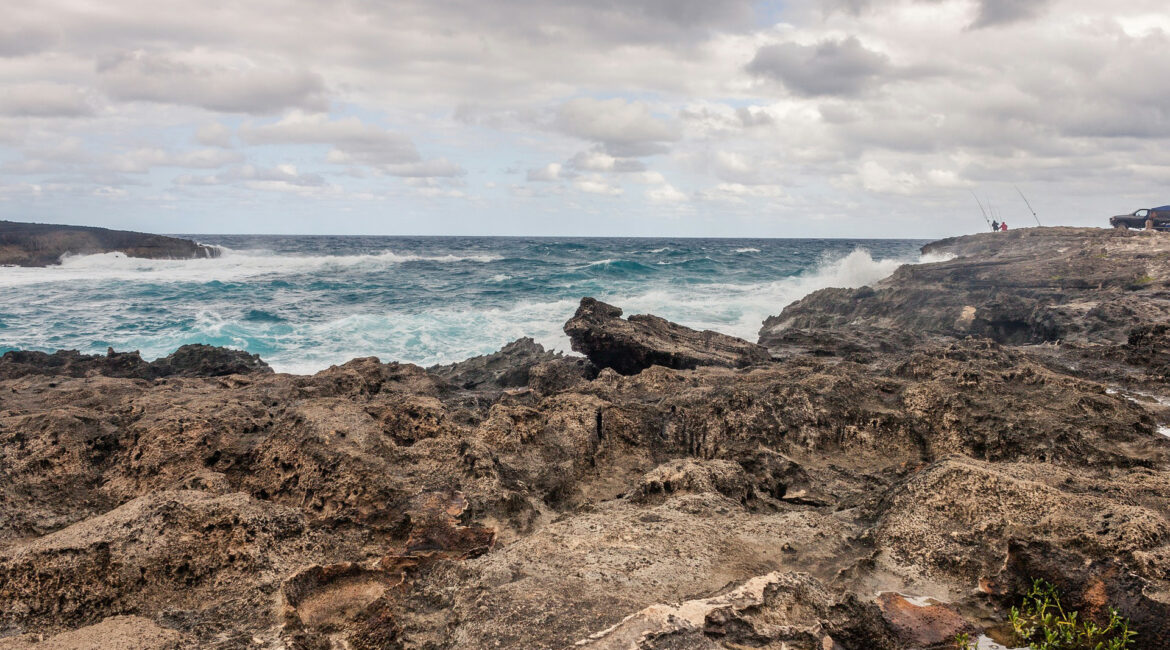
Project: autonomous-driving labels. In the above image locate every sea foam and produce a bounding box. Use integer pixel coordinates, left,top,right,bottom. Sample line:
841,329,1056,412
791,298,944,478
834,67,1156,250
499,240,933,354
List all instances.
0,247,502,288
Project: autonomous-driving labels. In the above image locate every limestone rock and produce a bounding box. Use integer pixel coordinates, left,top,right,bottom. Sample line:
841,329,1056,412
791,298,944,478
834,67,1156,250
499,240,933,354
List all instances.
427,337,596,391
0,344,270,380
565,297,772,374
761,227,1170,350
0,616,186,650
1,229,1170,648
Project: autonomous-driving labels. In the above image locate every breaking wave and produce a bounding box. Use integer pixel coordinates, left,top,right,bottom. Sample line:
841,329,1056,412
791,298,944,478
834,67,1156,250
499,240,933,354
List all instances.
0,236,928,373
0,247,502,288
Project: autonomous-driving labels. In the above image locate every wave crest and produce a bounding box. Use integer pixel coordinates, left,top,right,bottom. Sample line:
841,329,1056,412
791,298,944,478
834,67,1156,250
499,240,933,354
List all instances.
0,248,502,287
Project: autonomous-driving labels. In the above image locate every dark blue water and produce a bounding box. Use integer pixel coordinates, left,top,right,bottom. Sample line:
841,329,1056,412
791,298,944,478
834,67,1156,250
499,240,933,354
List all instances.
0,237,927,373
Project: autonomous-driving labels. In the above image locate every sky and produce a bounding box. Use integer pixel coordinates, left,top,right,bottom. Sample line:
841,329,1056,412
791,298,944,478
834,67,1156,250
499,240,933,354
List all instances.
1,0,1169,238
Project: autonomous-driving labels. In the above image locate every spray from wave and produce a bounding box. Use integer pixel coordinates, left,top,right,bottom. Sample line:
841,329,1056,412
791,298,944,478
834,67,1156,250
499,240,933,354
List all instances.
594,247,920,344
0,247,502,288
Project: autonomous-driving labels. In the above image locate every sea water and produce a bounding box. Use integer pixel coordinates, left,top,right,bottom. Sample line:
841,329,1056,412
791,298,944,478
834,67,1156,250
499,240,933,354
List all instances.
0,236,930,374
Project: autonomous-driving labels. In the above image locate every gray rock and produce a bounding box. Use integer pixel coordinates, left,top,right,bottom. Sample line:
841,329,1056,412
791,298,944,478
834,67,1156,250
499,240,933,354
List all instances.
0,220,219,267
564,297,772,374
761,227,1170,352
0,344,271,380
427,337,593,391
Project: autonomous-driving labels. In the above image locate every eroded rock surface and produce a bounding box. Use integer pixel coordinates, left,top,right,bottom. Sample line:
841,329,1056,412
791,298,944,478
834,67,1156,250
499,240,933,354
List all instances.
0,344,271,381
0,615,187,649
427,337,596,392
761,227,1170,351
565,297,772,374
1,228,1168,649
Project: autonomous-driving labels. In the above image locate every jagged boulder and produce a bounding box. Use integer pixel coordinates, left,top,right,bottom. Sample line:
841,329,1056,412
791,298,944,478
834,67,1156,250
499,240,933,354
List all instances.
151,343,271,377
0,348,156,380
564,297,772,374
427,337,595,391
0,344,271,380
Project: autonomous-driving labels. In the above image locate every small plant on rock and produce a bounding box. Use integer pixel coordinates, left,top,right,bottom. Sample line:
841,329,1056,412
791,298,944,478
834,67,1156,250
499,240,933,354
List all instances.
1008,578,1136,649
953,632,975,649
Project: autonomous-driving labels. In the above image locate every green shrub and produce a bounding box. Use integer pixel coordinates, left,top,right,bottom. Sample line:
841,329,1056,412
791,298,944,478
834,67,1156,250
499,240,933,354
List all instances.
1008,579,1136,649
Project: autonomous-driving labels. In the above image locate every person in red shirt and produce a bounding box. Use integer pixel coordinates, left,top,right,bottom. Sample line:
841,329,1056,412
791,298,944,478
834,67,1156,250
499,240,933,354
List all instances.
1000,221,1008,232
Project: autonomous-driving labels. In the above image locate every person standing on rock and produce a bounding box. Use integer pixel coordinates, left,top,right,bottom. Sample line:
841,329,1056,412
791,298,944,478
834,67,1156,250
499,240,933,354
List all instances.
1000,221,1008,232
991,220,999,232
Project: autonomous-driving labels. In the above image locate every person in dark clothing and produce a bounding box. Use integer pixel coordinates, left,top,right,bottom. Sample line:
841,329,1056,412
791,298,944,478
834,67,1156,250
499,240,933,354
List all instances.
991,220,999,232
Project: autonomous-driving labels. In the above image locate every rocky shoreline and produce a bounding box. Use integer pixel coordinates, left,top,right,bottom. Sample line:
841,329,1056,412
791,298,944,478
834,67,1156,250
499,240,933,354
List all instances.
1,227,1168,649
0,220,219,267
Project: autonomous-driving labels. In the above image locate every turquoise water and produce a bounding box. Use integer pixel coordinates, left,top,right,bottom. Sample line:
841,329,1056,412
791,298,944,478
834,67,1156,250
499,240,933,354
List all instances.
0,236,927,373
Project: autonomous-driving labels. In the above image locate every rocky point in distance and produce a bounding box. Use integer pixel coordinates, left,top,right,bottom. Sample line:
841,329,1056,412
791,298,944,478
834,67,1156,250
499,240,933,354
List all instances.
0,220,218,267
0,226,1168,649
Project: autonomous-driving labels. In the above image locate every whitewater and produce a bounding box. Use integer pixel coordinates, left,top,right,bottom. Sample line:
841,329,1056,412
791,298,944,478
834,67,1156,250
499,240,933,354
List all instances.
0,236,931,374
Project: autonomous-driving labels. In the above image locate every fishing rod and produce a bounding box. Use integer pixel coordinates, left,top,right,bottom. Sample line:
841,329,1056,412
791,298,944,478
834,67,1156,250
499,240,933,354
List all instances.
1015,185,1041,226
970,190,991,229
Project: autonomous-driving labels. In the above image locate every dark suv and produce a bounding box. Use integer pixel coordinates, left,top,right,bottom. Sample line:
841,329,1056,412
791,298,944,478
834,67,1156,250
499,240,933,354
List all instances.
1111,206,1170,229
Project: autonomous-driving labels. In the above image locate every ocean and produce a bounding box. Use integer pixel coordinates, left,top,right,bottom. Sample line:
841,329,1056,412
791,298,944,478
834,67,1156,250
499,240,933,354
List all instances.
0,236,930,374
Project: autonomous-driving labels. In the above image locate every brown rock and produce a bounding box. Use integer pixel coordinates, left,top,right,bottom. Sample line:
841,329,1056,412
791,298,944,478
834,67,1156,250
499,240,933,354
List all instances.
565,297,772,374
1,229,1170,648
0,616,186,649
875,593,974,649
578,572,893,650
761,227,1170,350
0,344,270,380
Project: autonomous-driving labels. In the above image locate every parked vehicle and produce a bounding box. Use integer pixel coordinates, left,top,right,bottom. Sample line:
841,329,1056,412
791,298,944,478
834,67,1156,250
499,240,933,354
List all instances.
1110,206,1170,229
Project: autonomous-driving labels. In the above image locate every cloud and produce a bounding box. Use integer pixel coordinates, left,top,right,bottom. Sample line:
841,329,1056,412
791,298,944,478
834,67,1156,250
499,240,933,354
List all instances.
710,151,777,185
857,160,921,194
243,113,463,177
527,163,563,182
554,97,680,156
242,114,411,154
399,0,756,47
646,183,687,202
110,148,243,173
0,138,93,174
97,50,327,114
566,150,648,172
695,183,787,202
0,83,95,117
747,36,891,97
573,174,623,195
4,0,1170,236
736,106,775,127
175,164,332,194
196,123,233,147
381,159,466,178
0,25,58,57
971,0,1053,28
822,0,1052,29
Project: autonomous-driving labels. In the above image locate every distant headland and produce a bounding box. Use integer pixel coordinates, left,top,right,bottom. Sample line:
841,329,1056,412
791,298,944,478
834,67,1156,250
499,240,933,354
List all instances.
0,220,219,267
